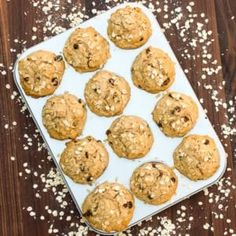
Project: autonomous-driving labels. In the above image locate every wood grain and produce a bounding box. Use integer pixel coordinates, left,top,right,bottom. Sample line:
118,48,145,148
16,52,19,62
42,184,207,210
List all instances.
0,0,235,235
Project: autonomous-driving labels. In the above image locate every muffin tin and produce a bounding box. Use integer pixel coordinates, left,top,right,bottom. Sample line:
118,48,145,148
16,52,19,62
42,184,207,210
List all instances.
13,2,227,235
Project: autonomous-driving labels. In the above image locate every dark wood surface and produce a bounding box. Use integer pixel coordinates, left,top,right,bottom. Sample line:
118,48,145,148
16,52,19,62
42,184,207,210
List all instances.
0,0,235,235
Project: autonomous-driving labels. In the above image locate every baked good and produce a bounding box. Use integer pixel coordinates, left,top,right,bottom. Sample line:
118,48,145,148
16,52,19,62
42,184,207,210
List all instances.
131,46,175,93
84,70,131,117
173,134,220,180
60,136,109,184
107,6,152,49
106,115,154,159
152,92,198,137
18,50,65,97
63,27,110,72
82,182,135,232
42,93,87,140
130,162,177,205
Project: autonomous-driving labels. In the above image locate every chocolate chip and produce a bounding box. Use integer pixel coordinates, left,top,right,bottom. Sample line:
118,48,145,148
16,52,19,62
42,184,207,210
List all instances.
51,77,58,86
159,171,163,177
157,122,163,128
139,37,144,41
54,55,63,61
108,78,115,86
146,48,151,54
85,152,89,158
183,116,190,122
83,209,92,217
171,177,176,182
73,44,78,49
204,139,209,145
23,77,29,82
86,176,93,182
109,141,113,145
168,93,174,98
162,78,170,86
148,194,154,200
171,106,181,114
93,88,97,93
78,99,82,103
87,137,92,141
97,140,102,143
36,76,40,80
152,163,157,168
123,201,133,208
138,85,141,88
106,130,111,135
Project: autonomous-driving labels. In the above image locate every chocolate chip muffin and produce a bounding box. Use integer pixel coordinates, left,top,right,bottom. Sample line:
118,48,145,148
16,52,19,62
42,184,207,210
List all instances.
63,27,110,72
106,115,154,159
152,92,198,137
42,93,87,140
173,134,220,180
82,182,135,232
18,50,65,97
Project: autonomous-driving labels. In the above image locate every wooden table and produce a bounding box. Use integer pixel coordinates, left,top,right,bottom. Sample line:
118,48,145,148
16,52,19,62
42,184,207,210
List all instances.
0,0,235,235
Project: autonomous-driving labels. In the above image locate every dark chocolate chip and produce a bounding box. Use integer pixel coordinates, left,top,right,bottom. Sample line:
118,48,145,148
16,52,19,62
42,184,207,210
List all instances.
106,130,111,135
139,37,144,41
204,139,209,145
109,141,113,145
157,122,163,128
73,44,78,49
87,136,92,141
168,93,174,98
183,116,190,122
83,209,92,217
85,152,89,158
78,98,82,103
171,177,176,183
36,76,41,80
123,201,133,208
86,176,93,182
23,77,29,82
146,48,151,54
161,78,170,86
54,55,63,61
97,140,102,143
152,163,157,168
148,194,154,200
51,77,58,86
138,85,141,88
108,78,115,86
171,106,181,114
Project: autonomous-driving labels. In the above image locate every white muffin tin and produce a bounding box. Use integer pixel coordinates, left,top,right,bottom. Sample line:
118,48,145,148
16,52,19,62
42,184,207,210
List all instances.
14,3,227,235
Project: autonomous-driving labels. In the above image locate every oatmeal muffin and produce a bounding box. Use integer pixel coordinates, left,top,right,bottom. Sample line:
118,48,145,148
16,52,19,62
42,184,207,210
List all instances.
132,46,175,93
18,50,65,97
130,162,178,205
173,134,220,180
152,92,198,137
84,70,131,117
42,93,87,140
107,6,152,49
82,182,135,233
60,136,109,184
106,115,154,159
63,27,110,72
